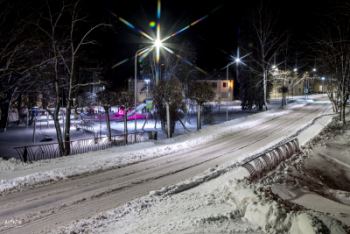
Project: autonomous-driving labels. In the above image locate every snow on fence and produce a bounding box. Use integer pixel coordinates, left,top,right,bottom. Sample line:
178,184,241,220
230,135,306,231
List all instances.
242,138,299,181
14,132,151,162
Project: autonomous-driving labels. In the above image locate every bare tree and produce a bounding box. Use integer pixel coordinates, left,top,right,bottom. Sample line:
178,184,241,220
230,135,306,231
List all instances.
0,0,52,129
188,81,215,130
115,90,134,144
96,90,117,141
311,1,350,124
35,0,111,155
243,0,287,110
153,79,183,138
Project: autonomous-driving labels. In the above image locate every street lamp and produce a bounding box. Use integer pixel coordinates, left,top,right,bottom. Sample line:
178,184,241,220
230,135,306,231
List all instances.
321,77,325,93
134,47,150,143
226,58,240,121
145,79,150,99
134,41,161,143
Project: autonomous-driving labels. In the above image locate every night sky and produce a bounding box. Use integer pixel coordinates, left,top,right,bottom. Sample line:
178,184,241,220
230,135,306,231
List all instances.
96,0,326,87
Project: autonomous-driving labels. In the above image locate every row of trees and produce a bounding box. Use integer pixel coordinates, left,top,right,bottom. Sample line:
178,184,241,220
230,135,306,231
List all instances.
0,0,112,155
237,0,350,124
0,0,217,150
311,0,350,125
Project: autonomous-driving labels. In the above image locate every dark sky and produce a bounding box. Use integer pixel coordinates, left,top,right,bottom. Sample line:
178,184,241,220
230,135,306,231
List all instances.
96,0,325,86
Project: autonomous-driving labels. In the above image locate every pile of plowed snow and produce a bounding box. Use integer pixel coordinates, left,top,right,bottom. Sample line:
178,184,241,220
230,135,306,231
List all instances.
260,114,350,228
226,180,348,234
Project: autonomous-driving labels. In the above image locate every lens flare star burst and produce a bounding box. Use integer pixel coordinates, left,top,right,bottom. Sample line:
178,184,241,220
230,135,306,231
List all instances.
106,1,221,81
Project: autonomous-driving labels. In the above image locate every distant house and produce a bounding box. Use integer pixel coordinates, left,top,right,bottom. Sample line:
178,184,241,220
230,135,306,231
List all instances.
269,69,321,98
128,77,153,103
197,71,234,102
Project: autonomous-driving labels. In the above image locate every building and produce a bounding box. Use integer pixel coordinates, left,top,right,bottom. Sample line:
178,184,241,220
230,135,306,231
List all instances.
198,71,234,102
269,69,320,98
128,71,235,104
128,78,153,103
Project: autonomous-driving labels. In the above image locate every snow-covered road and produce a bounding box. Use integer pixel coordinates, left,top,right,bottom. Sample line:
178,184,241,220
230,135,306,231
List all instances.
0,103,331,233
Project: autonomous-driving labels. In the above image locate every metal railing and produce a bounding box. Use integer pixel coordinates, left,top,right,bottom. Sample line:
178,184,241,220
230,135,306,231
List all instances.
14,132,151,162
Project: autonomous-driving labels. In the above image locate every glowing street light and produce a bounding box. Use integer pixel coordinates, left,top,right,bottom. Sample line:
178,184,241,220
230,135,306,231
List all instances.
321,77,325,93
225,48,249,121
154,40,162,48
107,0,214,85
108,0,218,139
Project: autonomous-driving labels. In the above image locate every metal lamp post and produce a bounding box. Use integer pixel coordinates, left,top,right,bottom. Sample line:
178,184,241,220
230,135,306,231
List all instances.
226,58,240,121
322,77,325,93
134,47,150,143
134,43,160,143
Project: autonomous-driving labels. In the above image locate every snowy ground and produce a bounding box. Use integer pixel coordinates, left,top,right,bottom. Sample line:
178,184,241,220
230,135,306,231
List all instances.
52,102,350,234
1,94,349,233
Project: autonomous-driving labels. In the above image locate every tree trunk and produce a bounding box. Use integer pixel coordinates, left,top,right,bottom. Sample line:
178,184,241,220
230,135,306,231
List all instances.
197,103,201,130
263,71,269,111
4,100,10,132
104,107,111,141
53,83,64,156
17,93,22,125
53,112,64,155
342,95,346,125
64,100,71,156
124,111,128,144
166,103,171,138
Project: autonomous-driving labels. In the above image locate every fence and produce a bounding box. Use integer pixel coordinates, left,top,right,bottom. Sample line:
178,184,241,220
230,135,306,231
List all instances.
14,132,152,162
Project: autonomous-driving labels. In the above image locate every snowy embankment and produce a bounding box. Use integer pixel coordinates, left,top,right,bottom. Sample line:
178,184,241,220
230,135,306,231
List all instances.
0,103,305,195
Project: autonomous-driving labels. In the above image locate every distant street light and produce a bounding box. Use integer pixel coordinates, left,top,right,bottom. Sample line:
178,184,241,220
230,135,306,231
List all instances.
226,60,240,121
322,77,325,93
225,48,249,121
145,79,150,99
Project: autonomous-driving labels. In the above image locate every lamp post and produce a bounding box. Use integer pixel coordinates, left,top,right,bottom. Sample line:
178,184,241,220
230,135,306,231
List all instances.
322,77,325,93
292,68,298,100
226,58,240,121
134,42,160,143
134,47,150,143
145,79,150,99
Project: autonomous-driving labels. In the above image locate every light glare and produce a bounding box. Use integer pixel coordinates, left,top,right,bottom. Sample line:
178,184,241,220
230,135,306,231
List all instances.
155,40,162,48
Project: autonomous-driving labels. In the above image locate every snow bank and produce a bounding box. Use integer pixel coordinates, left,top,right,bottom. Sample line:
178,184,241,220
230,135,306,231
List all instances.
224,179,348,234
